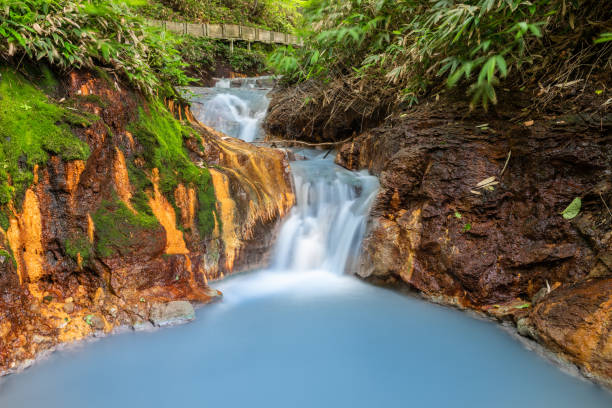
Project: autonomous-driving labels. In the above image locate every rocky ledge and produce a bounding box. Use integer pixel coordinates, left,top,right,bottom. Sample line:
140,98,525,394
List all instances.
0,68,294,374
332,89,612,386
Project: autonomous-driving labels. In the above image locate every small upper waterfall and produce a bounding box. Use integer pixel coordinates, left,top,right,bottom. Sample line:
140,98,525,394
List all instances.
185,78,272,142
197,93,265,142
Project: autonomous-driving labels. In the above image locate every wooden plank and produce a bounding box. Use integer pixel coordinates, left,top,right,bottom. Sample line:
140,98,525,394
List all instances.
242,26,256,41
225,24,240,38
186,23,203,37
166,21,184,34
273,32,285,43
259,29,272,43
148,19,164,28
145,19,300,45
207,24,223,38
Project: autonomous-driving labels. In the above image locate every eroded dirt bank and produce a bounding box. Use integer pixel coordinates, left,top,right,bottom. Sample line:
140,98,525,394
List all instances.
0,69,294,374
266,85,612,386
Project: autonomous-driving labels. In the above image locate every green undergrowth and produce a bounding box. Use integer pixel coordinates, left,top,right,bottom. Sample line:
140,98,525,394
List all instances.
0,0,192,96
128,98,216,236
131,0,300,32
270,0,611,110
92,196,161,258
181,36,268,76
0,67,93,220
0,248,17,269
65,233,93,266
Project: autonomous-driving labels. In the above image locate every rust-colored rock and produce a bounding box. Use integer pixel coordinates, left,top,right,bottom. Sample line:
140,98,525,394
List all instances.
336,94,611,307
0,70,294,375
332,90,612,383
530,278,612,386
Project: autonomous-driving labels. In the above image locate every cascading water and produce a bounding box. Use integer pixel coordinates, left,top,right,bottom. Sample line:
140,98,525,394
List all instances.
3,78,612,408
271,152,378,274
196,93,264,142
184,77,272,142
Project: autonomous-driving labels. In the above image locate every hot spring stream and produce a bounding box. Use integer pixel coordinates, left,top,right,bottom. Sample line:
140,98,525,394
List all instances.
1,78,611,407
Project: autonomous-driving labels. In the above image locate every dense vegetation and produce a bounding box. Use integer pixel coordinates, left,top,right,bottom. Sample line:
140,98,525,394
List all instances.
0,0,192,95
181,36,268,78
0,0,227,248
270,0,611,110
132,0,300,32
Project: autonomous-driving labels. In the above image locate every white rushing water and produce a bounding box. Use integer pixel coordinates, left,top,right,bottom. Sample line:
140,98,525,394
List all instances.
184,78,271,142
2,79,612,408
272,151,379,274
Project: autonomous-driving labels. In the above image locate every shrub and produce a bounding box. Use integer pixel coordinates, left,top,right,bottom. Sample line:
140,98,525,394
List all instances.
0,0,192,95
270,0,612,109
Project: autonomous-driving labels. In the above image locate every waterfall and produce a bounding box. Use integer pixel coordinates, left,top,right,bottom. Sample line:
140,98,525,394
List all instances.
270,151,379,275
190,80,380,276
197,93,265,142
187,79,271,142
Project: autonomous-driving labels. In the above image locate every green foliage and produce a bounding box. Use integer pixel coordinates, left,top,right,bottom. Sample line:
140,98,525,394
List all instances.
128,98,217,236
228,46,267,72
181,36,269,75
270,0,611,109
65,233,93,266
134,0,301,32
0,67,91,208
181,37,219,73
0,248,17,268
0,0,193,95
92,198,160,258
561,197,582,220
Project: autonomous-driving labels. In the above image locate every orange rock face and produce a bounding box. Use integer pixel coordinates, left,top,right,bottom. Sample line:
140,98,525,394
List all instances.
0,70,294,375
530,278,612,386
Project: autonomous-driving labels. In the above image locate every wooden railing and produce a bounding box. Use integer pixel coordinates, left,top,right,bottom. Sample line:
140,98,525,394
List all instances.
146,20,303,47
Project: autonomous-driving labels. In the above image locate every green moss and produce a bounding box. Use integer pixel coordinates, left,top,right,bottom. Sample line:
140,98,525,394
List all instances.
92,197,160,258
65,233,93,266
38,65,59,95
0,209,9,231
128,99,216,236
0,68,92,206
74,94,110,109
127,162,155,217
0,248,17,268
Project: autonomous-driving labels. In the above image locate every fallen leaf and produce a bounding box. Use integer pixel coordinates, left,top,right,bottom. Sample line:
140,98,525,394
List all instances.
524,120,534,127
470,190,482,195
476,176,496,187
514,303,531,309
561,197,581,220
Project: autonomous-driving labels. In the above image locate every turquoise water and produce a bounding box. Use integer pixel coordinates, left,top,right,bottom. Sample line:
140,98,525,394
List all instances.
1,155,611,408
1,269,611,407
1,84,611,407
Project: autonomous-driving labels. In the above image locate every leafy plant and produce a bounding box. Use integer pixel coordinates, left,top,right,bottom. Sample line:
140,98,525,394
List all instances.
0,0,193,96
270,0,612,109
138,0,301,32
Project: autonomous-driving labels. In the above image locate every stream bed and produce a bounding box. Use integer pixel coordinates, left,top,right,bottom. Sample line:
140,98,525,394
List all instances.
1,79,611,408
